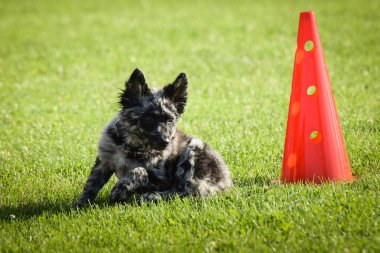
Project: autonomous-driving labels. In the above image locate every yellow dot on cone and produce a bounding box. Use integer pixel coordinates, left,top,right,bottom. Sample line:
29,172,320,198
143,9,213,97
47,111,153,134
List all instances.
291,102,300,115
287,154,297,168
295,50,304,64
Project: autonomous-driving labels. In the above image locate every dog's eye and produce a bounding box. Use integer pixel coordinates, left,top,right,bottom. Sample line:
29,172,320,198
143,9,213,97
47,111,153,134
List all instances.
167,117,175,123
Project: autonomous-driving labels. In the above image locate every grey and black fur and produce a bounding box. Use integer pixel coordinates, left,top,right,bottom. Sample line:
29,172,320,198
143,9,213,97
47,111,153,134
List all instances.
74,68,232,207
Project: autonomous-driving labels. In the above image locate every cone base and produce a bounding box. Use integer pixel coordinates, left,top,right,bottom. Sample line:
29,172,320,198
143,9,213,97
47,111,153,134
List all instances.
279,176,355,184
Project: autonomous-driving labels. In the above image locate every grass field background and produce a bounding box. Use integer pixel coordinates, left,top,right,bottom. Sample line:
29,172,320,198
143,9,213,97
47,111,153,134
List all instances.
0,0,379,252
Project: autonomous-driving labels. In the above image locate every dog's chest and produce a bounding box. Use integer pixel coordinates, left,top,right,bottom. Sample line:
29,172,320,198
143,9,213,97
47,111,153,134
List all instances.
112,148,165,179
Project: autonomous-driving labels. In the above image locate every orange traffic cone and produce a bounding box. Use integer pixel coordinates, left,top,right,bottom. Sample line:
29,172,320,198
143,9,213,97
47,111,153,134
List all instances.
281,11,354,184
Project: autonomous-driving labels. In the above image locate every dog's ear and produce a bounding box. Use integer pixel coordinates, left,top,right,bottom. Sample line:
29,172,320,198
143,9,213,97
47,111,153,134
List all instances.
163,73,188,114
119,68,149,108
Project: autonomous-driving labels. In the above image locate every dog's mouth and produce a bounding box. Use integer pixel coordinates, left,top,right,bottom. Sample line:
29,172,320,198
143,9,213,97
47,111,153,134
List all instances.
152,139,170,150
152,142,168,150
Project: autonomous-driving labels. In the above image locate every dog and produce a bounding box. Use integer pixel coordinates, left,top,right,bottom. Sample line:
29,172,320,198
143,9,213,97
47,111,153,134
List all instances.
74,68,232,207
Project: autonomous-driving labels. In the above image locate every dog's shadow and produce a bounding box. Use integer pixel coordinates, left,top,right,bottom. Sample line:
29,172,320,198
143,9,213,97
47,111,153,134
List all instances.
0,196,117,222
233,175,273,187
0,176,272,222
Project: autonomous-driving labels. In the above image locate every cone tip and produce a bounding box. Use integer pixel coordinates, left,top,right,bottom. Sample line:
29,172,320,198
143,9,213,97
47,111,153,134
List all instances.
300,11,315,17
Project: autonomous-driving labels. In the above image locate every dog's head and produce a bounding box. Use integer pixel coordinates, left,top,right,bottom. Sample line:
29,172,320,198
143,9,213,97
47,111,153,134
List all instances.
116,68,188,150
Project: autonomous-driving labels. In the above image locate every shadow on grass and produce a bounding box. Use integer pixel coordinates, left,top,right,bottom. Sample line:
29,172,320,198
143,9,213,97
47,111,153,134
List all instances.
233,175,273,187
0,196,112,222
1,176,275,222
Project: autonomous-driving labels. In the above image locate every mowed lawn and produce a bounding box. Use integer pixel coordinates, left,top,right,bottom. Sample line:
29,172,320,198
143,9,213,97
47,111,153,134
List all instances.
0,0,379,252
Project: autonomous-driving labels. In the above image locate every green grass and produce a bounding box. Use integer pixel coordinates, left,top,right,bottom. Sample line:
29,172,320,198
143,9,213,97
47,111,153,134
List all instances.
1,0,379,252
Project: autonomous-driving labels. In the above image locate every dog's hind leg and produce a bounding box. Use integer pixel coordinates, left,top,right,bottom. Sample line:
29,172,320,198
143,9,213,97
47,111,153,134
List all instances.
139,190,188,202
74,157,113,208
176,138,232,197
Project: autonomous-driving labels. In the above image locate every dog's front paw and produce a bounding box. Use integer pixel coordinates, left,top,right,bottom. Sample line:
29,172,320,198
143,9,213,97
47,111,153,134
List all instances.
139,192,163,203
110,185,132,203
72,199,89,209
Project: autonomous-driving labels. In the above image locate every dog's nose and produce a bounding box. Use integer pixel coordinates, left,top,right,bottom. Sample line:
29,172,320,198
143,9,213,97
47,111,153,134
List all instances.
154,138,170,150
159,139,170,146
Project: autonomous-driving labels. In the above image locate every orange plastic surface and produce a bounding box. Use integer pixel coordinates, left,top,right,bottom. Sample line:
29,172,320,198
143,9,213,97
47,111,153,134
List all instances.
281,11,354,184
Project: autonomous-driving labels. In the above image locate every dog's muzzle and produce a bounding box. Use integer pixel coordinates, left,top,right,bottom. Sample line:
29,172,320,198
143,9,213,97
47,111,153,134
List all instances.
152,136,170,150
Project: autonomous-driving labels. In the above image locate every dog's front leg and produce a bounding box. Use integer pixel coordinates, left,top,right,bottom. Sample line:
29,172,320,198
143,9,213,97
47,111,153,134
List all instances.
74,157,114,208
110,167,151,203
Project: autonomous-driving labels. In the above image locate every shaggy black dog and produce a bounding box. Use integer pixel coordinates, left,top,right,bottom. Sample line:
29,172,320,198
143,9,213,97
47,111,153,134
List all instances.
74,68,232,207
